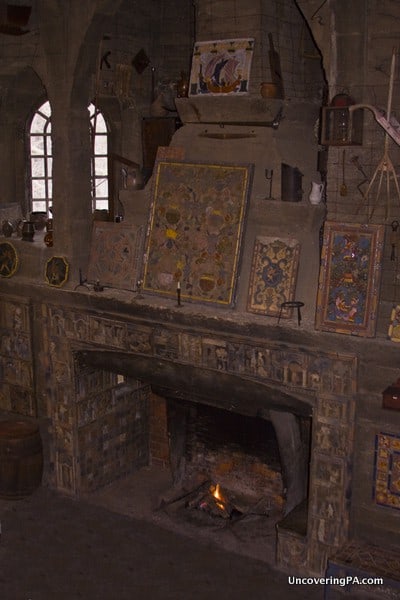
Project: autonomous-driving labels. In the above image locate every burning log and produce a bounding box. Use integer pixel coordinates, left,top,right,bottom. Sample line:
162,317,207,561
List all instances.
186,483,242,520
159,478,272,524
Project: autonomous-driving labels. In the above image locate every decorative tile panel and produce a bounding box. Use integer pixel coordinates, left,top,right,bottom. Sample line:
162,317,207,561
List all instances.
373,432,400,510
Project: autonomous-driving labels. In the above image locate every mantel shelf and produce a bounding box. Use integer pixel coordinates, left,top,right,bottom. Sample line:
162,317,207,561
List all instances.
175,96,284,126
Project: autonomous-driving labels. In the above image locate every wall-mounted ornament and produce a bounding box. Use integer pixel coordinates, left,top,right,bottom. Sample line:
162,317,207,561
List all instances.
373,432,400,509
247,237,301,317
45,256,69,287
320,93,363,146
353,52,400,222
388,305,400,342
0,240,19,277
189,38,254,96
132,48,150,74
143,160,252,306
315,221,384,337
88,221,143,291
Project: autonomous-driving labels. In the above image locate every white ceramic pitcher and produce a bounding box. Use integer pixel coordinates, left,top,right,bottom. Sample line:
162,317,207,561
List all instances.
308,181,324,205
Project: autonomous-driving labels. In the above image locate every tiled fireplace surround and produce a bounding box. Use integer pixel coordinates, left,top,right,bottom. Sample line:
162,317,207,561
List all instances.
0,289,356,576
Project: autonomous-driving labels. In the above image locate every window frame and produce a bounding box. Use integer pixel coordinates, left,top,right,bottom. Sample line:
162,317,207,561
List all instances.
88,103,110,213
28,99,53,215
28,101,110,215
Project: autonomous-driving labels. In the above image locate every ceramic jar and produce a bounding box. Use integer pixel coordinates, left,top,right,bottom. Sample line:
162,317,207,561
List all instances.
44,230,53,247
30,211,47,231
2,220,13,237
308,182,325,205
260,82,279,99
21,221,35,241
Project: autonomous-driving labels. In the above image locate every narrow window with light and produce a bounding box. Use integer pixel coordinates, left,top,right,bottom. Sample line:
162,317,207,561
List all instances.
28,101,110,214
29,100,52,214
88,103,109,212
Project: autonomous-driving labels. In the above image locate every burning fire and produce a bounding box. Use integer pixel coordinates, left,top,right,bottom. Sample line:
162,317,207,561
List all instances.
210,483,226,511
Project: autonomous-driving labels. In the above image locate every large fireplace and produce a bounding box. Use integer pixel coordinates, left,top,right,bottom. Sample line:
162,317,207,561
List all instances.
0,285,357,576
70,349,313,564
164,396,311,516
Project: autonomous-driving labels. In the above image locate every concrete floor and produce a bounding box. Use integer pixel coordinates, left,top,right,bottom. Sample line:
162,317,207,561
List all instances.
0,480,328,600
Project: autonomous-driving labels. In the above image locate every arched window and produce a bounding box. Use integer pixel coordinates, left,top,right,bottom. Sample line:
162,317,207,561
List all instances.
28,101,109,213
88,103,109,211
29,100,52,214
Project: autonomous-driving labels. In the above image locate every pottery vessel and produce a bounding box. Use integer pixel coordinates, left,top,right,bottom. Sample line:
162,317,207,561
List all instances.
44,230,53,247
308,181,325,205
21,221,35,241
2,220,14,237
30,211,47,231
260,82,279,99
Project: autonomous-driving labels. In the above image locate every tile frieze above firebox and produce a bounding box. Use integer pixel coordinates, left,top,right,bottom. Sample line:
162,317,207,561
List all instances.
44,304,357,401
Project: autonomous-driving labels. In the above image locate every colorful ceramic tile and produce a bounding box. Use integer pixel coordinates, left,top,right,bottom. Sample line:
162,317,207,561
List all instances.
315,221,384,337
388,305,400,341
88,222,143,291
0,241,19,277
373,432,400,510
143,160,253,306
189,38,254,95
247,237,300,317
45,256,69,287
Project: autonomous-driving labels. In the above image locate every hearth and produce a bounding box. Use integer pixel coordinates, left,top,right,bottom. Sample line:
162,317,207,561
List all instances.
72,350,311,562
165,399,286,515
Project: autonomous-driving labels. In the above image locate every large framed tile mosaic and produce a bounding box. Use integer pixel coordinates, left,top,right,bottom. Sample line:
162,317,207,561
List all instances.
247,237,300,317
189,38,254,95
315,221,384,337
373,432,400,510
88,222,143,291
142,160,253,306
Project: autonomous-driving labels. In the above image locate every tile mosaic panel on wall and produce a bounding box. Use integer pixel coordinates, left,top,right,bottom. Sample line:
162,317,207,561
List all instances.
0,296,35,416
189,38,255,95
373,432,400,510
88,222,143,291
247,236,301,318
143,160,252,306
77,375,150,493
315,221,384,338
45,304,357,398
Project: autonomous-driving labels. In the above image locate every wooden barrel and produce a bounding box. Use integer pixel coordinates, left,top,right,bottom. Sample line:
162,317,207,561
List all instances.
0,419,43,499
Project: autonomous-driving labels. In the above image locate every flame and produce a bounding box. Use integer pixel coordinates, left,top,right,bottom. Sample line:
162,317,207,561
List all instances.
210,483,226,507
213,484,223,501
210,483,226,506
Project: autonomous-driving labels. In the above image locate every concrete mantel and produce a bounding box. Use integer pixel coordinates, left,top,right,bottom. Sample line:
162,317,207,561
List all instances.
175,96,284,125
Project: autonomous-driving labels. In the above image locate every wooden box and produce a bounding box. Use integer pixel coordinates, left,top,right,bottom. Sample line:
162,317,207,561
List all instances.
382,379,400,410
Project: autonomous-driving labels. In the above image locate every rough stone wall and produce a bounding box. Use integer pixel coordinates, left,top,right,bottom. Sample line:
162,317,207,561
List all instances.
1,0,400,577
298,0,400,551
196,0,323,99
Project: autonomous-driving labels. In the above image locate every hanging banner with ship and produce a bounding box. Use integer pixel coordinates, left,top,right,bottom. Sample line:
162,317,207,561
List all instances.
189,38,254,96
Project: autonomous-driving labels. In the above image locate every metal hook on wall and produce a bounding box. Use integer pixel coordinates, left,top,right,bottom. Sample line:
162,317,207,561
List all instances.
265,169,273,199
